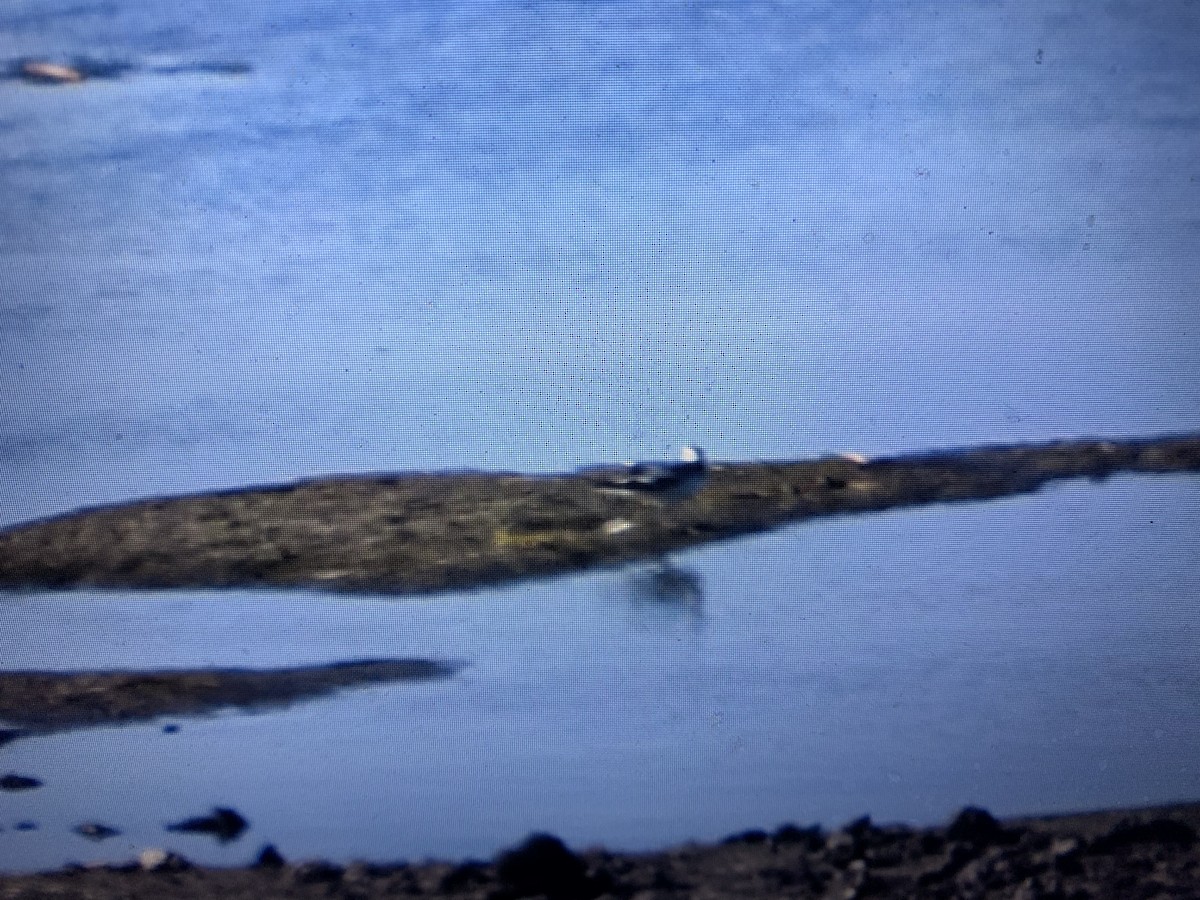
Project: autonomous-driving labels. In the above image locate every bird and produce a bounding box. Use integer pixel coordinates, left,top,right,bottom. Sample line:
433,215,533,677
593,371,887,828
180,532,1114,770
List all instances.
590,446,710,503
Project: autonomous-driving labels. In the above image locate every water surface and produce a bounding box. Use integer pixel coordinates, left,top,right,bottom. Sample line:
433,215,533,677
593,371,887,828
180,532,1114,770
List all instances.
1,0,1198,873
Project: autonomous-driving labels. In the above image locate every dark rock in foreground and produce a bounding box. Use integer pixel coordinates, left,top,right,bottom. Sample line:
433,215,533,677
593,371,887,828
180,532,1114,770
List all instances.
0,659,460,737
494,833,591,899
1,434,1197,595
2,802,1199,898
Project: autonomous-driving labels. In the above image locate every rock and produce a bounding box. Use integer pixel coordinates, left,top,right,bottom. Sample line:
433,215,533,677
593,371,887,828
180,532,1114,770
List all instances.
18,61,85,84
844,816,875,838
1011,875,1046,900
161,724,180,734
0,773,42,791
946,806,1005,846
138,848,190,872
74,822,121,841
342,861,382,883
917,840,979,885
720,828,769,845
254,844,285,868
13,821,38,831
844,815,895,852
1088,818,1197,855
166,806,248,842
438,860,490,892
920,832,946,855
138,849,167,870
495,832,589,899
1049,836,1084,874
290,860,343,884
772,822,825,850
825,830,858,867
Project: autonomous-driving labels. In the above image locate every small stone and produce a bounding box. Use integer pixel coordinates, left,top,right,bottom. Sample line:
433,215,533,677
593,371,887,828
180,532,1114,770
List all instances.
342,861,378,883
0,773,42,791
14,821,38,832
946,806,1003,846
721,828,769,845
1051,836,1082,858
255,844,285,868
602,518,637,535
1088,818,1196,854
825,830,858,867
920,832,946,855
438,860,490,892
139,848,190,871
138,849,166,871
773,823,824,850
291,860,343,884
162,724,180,734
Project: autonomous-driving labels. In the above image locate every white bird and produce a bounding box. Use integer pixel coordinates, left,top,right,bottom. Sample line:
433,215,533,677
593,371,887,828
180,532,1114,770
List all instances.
591,446,709,503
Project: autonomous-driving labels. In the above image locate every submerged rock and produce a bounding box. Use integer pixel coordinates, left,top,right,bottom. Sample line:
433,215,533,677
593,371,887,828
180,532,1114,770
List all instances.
166,807,248,843
74,822,121,841
138,848,190,872
0,773,42,791
18,60,84,83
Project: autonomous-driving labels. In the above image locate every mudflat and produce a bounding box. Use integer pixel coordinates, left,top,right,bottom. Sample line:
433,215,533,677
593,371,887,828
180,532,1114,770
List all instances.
0,659,461,746
1,434,1198,595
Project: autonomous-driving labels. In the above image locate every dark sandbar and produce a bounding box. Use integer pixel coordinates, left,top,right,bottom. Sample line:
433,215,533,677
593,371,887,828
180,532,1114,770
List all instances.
0,659,460,740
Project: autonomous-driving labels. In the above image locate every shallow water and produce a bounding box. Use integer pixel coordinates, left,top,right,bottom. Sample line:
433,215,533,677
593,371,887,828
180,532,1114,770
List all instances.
2,0,1199,873
3,476,1198,870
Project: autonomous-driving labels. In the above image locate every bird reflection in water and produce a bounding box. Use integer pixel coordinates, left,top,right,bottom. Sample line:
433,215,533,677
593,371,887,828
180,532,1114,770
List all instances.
626,558,706,627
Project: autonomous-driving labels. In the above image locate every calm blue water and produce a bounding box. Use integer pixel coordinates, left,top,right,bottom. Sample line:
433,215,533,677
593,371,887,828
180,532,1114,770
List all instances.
1,0,1199,873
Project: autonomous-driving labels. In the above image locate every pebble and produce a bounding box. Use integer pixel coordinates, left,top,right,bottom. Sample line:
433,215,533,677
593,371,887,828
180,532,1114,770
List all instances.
138,848,190,871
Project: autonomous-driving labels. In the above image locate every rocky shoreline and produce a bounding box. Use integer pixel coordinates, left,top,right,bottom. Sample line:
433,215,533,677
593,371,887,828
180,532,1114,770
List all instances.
2,434,1198,595
1,801,1196,899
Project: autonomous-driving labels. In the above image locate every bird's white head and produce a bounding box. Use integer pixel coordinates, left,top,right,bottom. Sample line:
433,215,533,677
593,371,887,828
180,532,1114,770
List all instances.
680,446,705,465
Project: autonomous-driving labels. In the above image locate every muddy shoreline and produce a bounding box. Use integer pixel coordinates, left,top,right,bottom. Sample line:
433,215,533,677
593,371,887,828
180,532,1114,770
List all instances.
2,434,1198,595
0,659,461,746
1,801,1196,898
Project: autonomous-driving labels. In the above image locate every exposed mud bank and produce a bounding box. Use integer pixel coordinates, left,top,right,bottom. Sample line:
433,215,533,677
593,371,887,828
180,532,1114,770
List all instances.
1,434,1197,595
0,659,460,745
